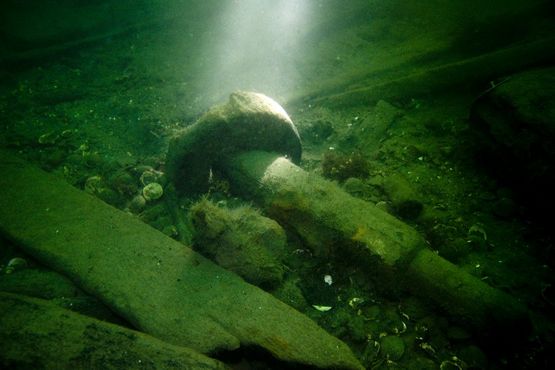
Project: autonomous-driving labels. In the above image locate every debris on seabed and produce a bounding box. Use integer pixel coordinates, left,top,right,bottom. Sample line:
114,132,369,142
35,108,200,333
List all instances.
312,305,333,312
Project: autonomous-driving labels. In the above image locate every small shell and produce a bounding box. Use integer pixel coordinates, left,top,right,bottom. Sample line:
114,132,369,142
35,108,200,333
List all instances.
38,132,58,145
140,169,165,186
142,183,163,201
5,257,28,274
84,176,103,195
348,297,364,308
312,305,333,312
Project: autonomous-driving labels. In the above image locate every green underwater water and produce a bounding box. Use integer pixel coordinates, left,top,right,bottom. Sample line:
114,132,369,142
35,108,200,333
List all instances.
1,0,555,369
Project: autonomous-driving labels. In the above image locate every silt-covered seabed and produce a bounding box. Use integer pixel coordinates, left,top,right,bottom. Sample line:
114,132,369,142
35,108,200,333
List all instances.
1,0,555,369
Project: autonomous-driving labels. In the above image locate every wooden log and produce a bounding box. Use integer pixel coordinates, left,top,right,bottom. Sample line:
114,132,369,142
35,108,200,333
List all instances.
0,292,227,370
223,151,530,335
0,150,363,370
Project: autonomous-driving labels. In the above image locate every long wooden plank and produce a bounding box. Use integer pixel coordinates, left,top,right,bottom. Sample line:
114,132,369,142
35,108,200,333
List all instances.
0,151,362,370
225,151,529,334
0,292,227,369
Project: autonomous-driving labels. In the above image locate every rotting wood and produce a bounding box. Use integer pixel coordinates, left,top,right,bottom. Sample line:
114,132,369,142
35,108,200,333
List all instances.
0,292,228,370
223,150,529,336
0,150,363,370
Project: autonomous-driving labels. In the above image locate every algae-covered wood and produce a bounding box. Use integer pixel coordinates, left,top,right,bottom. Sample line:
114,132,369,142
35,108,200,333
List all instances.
0,151,363,370
0,292,227,370
225,151,425,267
224,151,529,334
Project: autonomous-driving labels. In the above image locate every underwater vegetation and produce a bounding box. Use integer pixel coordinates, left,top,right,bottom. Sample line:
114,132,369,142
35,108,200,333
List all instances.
321,150,370,182
1,0,555,369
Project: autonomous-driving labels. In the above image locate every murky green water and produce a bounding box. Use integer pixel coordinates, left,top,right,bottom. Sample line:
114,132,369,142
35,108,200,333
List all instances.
1,1,554,369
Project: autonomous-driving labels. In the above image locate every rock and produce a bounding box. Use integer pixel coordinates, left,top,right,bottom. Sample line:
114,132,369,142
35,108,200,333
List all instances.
383,173,424,220
0,151,363,370
167,91,302,194
190,198,286,289
0,292,227,370
380,335,405,361
350,100,403,153
470,67,555,215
